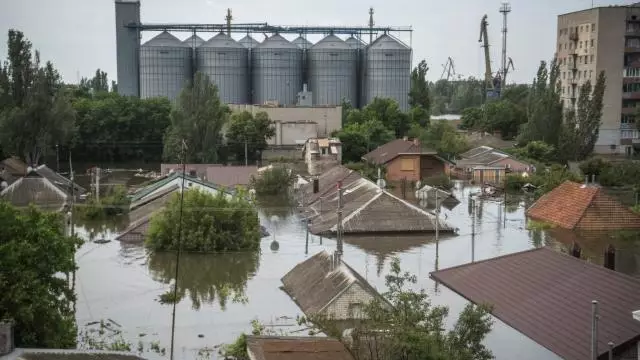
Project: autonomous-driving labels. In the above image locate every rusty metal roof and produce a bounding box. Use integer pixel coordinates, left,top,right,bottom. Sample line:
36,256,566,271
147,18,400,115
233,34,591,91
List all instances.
362,139,436,165
430,247,640,360
246,336,354,360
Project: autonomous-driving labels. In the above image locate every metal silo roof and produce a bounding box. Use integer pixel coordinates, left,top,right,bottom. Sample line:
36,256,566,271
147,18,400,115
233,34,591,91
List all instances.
239,35,260,48
292,36,313,49
257,34,298,49
183,35,205,47
345,36,364,49
200,32,244,48
368,34,410,51
311,34,350,50
142,31,187,47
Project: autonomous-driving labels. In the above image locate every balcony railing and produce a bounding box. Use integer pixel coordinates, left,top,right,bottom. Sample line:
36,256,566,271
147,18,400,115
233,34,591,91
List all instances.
623,92,640,99
621,129,640,139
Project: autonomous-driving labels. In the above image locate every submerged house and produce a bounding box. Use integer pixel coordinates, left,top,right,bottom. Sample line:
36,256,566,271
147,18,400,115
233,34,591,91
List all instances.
246,336,354,360
431,247,640,360
0,168,71,212
526,180,640,231
117,185,179,243
129,170,234,205
455,146,533,184
301,166,455,235
281,250,385,320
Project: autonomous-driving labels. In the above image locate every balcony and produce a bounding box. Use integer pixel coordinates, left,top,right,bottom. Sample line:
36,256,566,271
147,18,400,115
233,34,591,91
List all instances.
627,29,640,37
626,46,640,53
621,107,639,115
569,31,578,41
623,92,640,100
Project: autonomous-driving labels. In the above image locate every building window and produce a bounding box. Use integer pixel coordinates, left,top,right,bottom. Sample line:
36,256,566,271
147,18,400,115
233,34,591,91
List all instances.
562,72,566,79
621,114,636,124
400,158,414,171
580,25,583,32
590,55,594,63
558,43,562,51
565,43,568,50
584,70,587,78
590,39,594,47
589,70,593,78
578,71,581,79
623,82,640,92
592,23,595,32
580,41,583,48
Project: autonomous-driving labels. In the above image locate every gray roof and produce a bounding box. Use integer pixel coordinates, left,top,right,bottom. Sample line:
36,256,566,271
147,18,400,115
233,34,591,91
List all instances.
256,34,298,49
200,32,244,49
281,250,383,317
36,164,86,195
142,31,187,47
292,36,313,49
128,184,178,222
183,34,205,47
246,336,354,360
459,146,496,159
0,171,69,212
302,167,455,235
345,36,364,49
368,34,410,51
311,35,350,50
238,35,260,48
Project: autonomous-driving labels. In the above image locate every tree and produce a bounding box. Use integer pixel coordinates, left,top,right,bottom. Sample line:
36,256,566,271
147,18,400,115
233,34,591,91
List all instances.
336,119,395,162
362,98,409,138
482,100,526,139
409,60,431,126
460,107,483,130
226,111,275,164
3,29,34,107
79,69,109,94
146,189,260,252
250,165,295,196
315,258,494,360
163,72,229,163
413,121,469,157
0,201,81,348
519,60,563,148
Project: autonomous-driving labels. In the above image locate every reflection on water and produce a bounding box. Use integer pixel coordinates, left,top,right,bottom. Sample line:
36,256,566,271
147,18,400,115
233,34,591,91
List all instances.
255,195,295,221
148,251,260,310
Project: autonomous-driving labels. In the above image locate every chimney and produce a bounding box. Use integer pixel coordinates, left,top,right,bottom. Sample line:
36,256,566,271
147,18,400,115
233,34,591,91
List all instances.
413,138,419,146
585,175,589,185
0,320,15,355
604,244,616,271
313,177,319,193
591,174,596,184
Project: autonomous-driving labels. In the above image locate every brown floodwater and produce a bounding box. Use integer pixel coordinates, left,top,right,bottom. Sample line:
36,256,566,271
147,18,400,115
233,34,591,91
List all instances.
73,178,640,360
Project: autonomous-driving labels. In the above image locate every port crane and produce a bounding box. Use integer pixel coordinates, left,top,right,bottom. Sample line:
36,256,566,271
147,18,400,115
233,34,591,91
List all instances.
479,15,501,99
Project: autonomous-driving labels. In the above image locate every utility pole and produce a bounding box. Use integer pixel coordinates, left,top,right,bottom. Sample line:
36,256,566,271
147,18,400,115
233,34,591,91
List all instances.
244,138,248,166
471,194,476,263
225,8,232,36
591,300,599,360
500,2,512,84
95,167,100,203
435,190,439,242
368,7,374,45
336,181,344,257
55,144,60,173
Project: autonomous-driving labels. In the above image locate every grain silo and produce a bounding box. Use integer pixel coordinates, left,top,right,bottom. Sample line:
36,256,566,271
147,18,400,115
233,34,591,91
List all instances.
364,34,411,111
183,34,205,47
251,34,302,105
196,33,249,104
239,35,260,49
308,34,357,106
292,36,312,50
140,31,192,102
345,36,364,49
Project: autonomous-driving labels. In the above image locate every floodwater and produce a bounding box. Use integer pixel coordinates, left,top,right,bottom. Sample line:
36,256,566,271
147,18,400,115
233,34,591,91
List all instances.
73,178,640,360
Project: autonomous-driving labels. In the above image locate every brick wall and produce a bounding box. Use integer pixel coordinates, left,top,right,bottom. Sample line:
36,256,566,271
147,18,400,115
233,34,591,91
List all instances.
386,155,420,182
420,155,446,178
323,283,375,320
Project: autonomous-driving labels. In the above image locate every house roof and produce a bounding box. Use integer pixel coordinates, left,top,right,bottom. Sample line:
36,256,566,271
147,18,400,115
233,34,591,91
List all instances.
362,139,436,165
430,247,640,360
160,163,222,179
0,170,69,211
128,185,178,223
246,336,354,360
115,216,152,244
35,164,86,194
281,250,383,317
303,170,455,235
301,165,361,207
526,181,640,230
205,166,258,187
130,171,232,203
460,146,496,159
0,157,28,175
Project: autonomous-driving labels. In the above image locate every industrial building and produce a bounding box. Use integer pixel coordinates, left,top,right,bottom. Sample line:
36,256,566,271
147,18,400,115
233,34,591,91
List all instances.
557,3,640,155
114,1,413,110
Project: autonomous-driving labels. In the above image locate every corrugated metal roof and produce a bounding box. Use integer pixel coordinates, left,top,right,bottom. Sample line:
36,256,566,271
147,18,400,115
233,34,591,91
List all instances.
183,34,205,47
345,36,364,49
246,336,354,360
238,35,260,48
35,164,86,195
367,34,410,51
362,139,436,165
460,146,495,159
292,36,313,49
142,31,187,47
256,34,298,49
0,171,69,212
199,32,244,49
431,247,640,360
310,34,349,50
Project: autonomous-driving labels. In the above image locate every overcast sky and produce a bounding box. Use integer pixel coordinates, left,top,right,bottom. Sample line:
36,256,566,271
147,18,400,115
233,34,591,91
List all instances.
0,0,634,85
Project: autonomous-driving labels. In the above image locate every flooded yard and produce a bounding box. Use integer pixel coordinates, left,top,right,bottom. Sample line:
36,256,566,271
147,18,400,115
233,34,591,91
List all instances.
72,178,640,360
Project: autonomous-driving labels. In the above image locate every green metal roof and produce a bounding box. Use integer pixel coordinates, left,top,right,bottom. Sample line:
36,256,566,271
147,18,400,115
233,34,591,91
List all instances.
129,171,234,203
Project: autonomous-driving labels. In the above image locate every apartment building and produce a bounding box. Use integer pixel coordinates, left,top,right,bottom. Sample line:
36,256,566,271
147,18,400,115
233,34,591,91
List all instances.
557,3,640,155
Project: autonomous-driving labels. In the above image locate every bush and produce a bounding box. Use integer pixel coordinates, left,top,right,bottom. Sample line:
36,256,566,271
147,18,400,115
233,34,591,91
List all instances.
250,165,295,196
76,185,130,220
421,174,452,190
145,189,259,252
504,174,528,192
632,205,640,215
509,141,556,164
529,164,582,199
579,157,611,177
598,161,640,187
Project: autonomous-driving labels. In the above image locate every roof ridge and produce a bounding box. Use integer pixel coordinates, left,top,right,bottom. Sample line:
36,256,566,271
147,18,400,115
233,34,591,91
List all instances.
430,247,547,275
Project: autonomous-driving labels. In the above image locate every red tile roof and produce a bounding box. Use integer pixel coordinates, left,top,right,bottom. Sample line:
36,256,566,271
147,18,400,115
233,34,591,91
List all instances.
526,181,640,230
247,336,354,360
362,139,436,165
430,247,640,360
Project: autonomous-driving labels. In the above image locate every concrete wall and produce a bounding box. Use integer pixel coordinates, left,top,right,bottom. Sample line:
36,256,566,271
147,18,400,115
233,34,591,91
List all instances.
277,122,318,146
229,104,342,140
323,282,375,320
115,1,140,97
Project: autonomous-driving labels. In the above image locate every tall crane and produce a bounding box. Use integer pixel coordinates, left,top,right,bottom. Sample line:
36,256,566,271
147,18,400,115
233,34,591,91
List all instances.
479,15,500,99
440,57,456,81
503,57,515,84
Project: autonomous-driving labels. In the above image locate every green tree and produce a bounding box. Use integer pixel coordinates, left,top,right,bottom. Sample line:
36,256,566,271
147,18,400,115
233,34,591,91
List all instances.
519,60,563,148
0,201,81,348
362,98,409,137
0,30,75,165
250,165,295,196
559,72,606,162
163,72,229,163
460,107,483,130
413,121,469,157
316,258,494,360
79,69,109,94
226,111,275,164
336,119,395,162
409,60,431,126
483,100,526,138
146,189,260,252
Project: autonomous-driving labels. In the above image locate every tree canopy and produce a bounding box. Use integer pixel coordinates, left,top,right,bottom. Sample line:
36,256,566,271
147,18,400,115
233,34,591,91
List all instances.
226,110,275,164
0,201,81,348
146,189,260,252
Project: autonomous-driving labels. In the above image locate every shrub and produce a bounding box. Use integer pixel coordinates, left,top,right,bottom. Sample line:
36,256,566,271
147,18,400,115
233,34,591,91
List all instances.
145,189,259,252
76,185,130,220
632,205,640,215
250,165,295,196
504,174,528,192
598,161,640,187
579,157,611,177
526,220,556,231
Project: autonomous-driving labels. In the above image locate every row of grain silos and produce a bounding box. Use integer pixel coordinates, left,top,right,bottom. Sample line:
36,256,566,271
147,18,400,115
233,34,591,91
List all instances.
139,31,412,110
